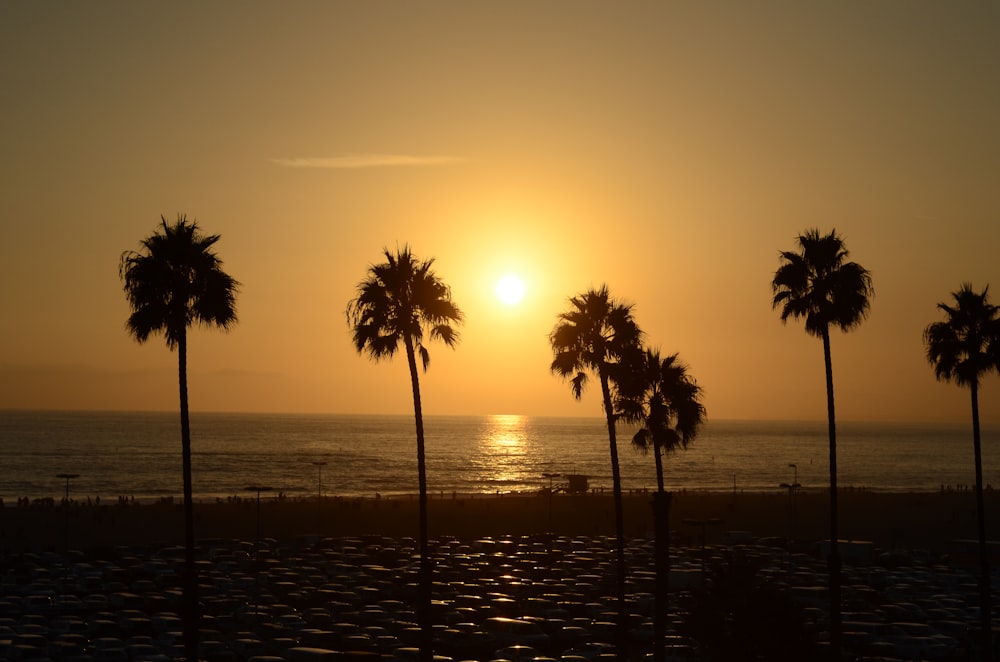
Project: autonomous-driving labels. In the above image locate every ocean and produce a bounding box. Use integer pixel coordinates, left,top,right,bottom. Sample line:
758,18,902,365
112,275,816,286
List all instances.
0,410,998,504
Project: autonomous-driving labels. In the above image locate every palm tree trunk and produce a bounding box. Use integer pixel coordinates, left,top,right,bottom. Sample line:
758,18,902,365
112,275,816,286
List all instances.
653,435,668,662
822,328,842,661
405,337,433,662
652,490,671,662
178,331,199,662
654,440,665,494
600,373,628,662
971,382,993,661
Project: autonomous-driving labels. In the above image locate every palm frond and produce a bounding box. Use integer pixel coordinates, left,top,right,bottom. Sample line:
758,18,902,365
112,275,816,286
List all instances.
631,428,652,453
120,214,240,350
429,323,460,347
550,349,581,379
549,285,643,407
924,283,1000,388
621,346,706,476
772,229,873,339
346,245,463,374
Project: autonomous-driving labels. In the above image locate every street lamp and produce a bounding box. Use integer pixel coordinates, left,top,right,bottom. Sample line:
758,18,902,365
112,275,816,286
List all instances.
310,461,327,502
245,485,273,559
56,473,80,503
542,473,560,532
56,473,79,550
779,463,801,546
310,460,328,534
780,463,801,506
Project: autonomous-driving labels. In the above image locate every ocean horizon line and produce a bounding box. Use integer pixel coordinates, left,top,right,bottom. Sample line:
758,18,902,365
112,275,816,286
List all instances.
0,407,992,429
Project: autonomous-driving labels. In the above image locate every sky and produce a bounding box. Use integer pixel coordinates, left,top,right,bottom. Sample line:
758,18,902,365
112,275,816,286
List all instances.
2,1,998,423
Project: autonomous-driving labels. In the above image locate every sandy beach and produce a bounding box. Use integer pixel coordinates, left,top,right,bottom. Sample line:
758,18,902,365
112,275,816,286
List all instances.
3,489,999,555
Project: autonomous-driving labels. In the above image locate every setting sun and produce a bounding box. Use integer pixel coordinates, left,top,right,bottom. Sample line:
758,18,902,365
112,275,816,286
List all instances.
495,274,526,305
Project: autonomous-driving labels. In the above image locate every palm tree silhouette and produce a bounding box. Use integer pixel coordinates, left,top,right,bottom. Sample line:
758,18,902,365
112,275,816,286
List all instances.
771,228,872,661
924,283,1000,660
119,215,239,662
620,349,705,492
617,348,705,662
550,285,642,661
346,246,463,662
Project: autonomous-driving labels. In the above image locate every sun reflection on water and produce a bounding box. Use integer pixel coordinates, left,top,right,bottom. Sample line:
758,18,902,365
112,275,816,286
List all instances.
475,414,539,493
488,414,526,446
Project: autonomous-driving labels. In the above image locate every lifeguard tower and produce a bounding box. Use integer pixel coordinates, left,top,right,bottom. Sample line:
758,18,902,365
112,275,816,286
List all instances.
565,474,589,494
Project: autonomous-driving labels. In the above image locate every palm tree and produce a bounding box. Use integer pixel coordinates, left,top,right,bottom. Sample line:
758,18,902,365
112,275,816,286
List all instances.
619,349,705,492
346,246,463,662
550,285,642,661
771,228,873,661
924,283,1000,660
119,215,239,662
617,348,705,662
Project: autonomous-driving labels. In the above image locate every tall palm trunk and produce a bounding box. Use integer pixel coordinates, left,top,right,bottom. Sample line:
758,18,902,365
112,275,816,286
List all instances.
652,439,668,662
178,331,199,662
652,490,671,662
405,337,433,662
821,327,842,661
653,440,665,493
971,382,993,660
600,373,628,662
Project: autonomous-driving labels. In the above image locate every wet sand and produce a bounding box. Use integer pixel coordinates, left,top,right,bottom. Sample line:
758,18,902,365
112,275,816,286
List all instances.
3,489,999,554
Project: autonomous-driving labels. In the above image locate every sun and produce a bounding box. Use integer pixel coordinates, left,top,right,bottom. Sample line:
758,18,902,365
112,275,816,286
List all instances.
495,274,526,305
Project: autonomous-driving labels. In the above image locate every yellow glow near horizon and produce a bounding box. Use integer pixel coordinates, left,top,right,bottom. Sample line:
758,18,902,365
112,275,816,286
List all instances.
495,274,526,305
489,413,526,440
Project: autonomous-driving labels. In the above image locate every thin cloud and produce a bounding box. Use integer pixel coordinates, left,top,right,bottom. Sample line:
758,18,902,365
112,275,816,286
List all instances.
271,154,466,169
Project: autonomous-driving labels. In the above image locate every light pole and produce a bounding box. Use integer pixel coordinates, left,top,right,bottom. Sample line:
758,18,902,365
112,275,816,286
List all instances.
311,460,327,534
56,473,79,551
311,461,327,502
542,473,560,531
56,473,79,503
245,485,272,559
779,463,801,545
780,463,801,507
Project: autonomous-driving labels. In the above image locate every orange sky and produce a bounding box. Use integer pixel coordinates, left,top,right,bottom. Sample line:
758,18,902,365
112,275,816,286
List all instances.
2,2,998,423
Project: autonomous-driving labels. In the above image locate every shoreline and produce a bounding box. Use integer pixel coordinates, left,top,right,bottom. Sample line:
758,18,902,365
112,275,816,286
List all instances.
8,483,987,507
3,489,1000,556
